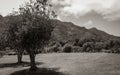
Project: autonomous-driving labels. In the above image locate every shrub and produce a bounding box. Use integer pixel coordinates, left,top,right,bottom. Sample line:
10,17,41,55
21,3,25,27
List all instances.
94,42,104,52
72,46,83,52
0,51,5,57
111,47,120,53
82,42,95,52
62,45,72,53
44,45,60,53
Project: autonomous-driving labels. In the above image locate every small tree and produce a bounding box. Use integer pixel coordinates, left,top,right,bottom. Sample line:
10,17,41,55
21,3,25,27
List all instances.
6,0,56,70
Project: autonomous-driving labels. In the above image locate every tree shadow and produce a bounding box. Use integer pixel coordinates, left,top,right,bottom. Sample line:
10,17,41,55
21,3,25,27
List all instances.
0,61,43,68
10,68,68,75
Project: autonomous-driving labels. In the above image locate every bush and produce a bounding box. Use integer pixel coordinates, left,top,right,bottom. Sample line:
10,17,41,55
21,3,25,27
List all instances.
62,45,72,53
94,42,104,52
0,51,5,57
111,47,120,53
72,46,83,52
82,42,95,52
44,45,60,53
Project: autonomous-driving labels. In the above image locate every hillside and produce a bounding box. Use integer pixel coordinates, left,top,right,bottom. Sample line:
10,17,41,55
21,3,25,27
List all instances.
51,20,119,42
0,16,120,53
0,15,119,42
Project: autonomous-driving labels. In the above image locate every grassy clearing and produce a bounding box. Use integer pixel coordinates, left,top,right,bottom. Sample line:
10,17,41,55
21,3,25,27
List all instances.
0,53,120,75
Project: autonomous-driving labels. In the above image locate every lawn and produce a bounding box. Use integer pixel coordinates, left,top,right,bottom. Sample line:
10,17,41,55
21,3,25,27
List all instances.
0,53,120,75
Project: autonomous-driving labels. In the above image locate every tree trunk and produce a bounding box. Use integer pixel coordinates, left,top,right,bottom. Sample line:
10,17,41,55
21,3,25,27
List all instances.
29,51,37,71
17,50,23,63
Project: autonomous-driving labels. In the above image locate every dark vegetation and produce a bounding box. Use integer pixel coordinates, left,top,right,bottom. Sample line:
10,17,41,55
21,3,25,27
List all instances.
43,20,120,53
0,51,5,58
1,19,119,54
0,0,56,71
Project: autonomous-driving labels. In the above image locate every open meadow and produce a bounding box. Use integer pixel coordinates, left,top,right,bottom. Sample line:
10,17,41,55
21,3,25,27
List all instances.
0,53,120,75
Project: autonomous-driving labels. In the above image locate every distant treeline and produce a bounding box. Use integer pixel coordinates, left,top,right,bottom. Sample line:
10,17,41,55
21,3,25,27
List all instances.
42,38,120,53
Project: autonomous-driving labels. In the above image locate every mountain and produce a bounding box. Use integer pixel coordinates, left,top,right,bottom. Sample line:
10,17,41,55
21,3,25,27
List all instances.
61,10,120,36
0,16,119,44
51,20,120,42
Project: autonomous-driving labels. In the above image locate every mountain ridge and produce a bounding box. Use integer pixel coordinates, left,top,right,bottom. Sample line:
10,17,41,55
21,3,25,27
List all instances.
51,19,120,42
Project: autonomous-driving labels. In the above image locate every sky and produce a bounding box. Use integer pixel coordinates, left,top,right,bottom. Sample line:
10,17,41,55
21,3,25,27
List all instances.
0,0,120,36
0,0,29,15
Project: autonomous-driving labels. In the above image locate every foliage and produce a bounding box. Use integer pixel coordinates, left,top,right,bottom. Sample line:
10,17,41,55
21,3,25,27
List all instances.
72,46,83,52
3,0,56,70
62,45,72,53
82,42,95,52
94,42,104,52
5,0,56,52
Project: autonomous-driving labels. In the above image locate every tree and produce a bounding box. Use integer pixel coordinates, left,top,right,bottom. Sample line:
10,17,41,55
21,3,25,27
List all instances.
82,42,95,52
73,39,79,46
94,42,104,52
6,0,56,71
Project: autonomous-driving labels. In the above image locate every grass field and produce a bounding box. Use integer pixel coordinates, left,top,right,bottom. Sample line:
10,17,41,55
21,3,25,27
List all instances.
0,53,120,75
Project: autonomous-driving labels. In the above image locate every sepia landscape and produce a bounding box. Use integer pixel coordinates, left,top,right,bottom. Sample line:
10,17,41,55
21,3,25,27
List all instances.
0,0,120,75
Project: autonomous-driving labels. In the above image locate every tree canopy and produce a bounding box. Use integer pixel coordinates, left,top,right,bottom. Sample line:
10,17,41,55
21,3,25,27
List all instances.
4,0,56,70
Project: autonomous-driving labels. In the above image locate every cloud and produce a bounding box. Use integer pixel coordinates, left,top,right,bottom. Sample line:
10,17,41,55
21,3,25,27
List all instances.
51,0,120,21
50,0,120,36
84,20,94,29
102,0,120,21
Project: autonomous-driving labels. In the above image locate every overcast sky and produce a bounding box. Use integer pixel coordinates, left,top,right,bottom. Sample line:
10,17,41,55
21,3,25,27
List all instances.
0,0,120,36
